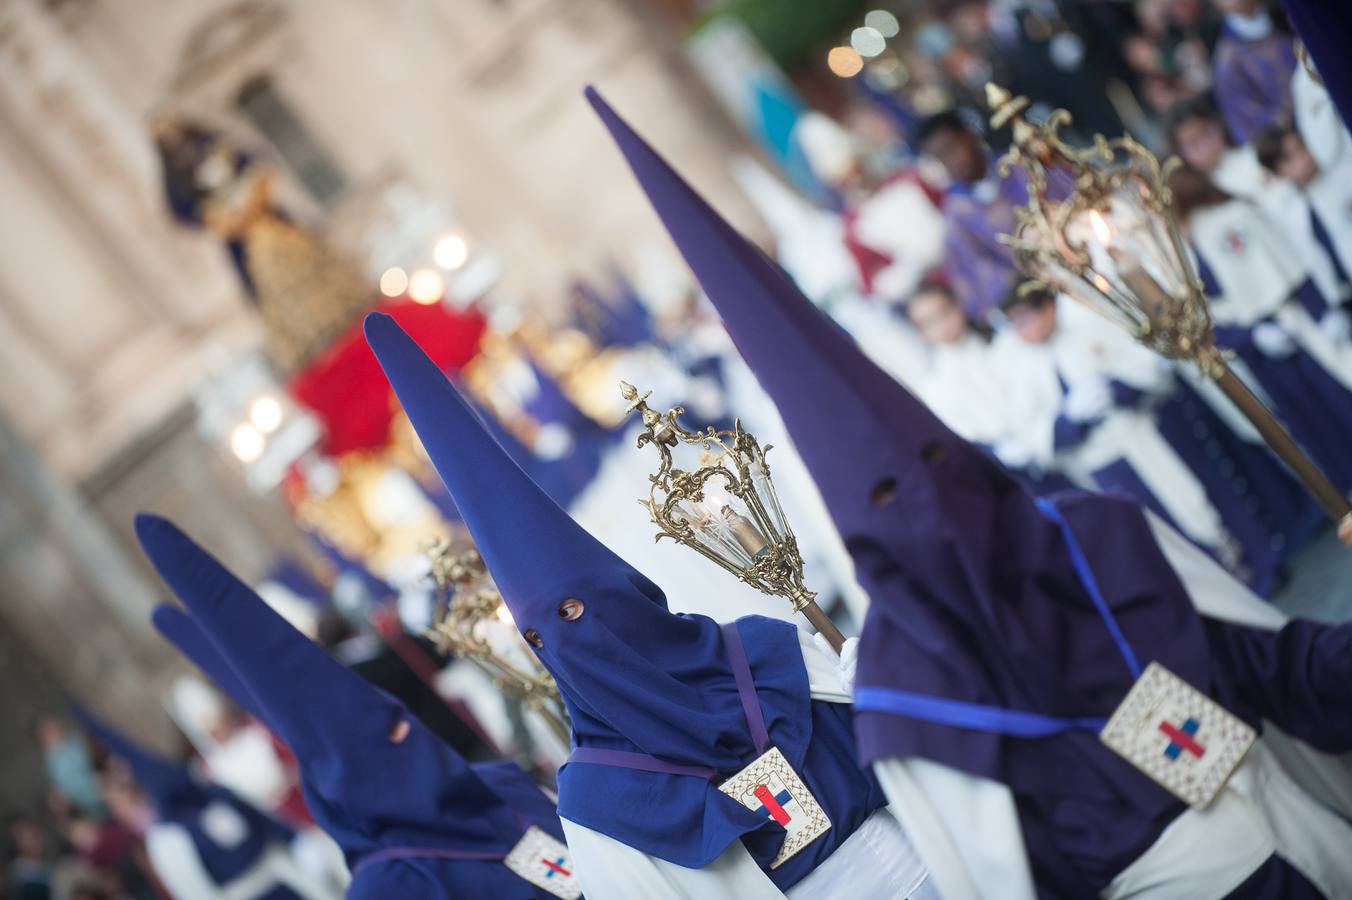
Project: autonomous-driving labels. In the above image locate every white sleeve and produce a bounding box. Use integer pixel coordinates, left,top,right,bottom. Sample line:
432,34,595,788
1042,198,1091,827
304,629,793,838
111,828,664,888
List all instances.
560,818,785,900
1294,65,1352,172
146,825,228,900
872,757,1037,900
1142,510,1287,630
797,628,853,703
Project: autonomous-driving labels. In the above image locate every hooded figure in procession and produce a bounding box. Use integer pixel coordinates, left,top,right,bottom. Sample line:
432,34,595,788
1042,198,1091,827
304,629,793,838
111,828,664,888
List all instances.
71,703,339,900
136,515,584,900
588,87,1352,900
365,308,937,899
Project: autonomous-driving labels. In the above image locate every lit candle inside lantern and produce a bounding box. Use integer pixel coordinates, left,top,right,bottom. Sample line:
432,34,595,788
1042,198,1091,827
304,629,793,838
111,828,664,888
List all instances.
1089,210,1174,317
721,505,770,558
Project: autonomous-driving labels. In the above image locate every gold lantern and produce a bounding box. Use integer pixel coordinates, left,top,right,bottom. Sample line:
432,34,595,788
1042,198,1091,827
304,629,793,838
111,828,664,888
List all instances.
619,382,846,650
985,83,1352,544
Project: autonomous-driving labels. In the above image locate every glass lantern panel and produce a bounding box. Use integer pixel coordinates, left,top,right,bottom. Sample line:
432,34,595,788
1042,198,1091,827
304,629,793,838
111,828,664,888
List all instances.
673,495,757,570
1107,183,1189,300
746,455,789,537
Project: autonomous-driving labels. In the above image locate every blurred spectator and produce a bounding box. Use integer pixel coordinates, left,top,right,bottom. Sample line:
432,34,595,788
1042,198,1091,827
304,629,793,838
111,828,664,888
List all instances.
33,716,104,821
1210,0,1297,143
5,815,52,900
916,110,1024,320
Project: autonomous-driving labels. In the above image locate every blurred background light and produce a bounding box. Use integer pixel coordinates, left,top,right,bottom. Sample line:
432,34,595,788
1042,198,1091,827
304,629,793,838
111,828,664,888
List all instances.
850,26,886,58
230,423,265,463
379,266,409,297
408,268,445,305
864,10,900,38
827,46,863,78
249,395,284,433
433,233,470,271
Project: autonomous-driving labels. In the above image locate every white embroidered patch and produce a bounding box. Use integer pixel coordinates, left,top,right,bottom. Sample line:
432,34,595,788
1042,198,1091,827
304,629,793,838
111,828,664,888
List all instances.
719,746,831,869
198,802,248,849
1100,661,1256,808
503,825,581,899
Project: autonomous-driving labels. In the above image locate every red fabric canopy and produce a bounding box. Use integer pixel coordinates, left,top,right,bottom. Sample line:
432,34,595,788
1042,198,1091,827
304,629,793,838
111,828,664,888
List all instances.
289,299,486,455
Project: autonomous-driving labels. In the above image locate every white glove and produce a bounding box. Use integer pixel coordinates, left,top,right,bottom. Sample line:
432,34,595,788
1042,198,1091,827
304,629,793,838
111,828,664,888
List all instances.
1320,308,1351,345
813,632,859,695
1252,322,1297,358
1063,377,1111,422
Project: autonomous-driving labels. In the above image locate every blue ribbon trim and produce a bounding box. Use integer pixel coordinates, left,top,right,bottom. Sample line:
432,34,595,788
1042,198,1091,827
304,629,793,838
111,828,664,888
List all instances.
854,686,1107,737
856,497,1141,738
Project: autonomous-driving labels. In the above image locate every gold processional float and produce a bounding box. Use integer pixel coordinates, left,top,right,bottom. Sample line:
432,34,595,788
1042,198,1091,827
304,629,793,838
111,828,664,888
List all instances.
984,83,1352,546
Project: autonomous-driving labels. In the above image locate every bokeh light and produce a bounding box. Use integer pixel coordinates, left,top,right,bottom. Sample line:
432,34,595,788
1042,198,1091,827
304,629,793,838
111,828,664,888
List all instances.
408,268,445,305
433,233,470,270
827,46,864,78
230,423,265,463
864,10,900,38
851,26,886,58
249,395,284,433
379,266,409,297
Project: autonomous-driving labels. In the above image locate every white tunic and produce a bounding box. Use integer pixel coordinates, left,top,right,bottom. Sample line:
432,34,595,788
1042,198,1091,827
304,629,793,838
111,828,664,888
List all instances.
145,817,342,900
917,334,1014,448
561,631,936,900
849,178,948,302
988,321,1226,550
1293,62,1352,172
1193,198,1352,389
871,513,1352,900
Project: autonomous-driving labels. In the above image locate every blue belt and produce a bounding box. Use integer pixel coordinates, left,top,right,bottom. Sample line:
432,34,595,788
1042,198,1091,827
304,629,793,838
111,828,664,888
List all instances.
854,497,1143,737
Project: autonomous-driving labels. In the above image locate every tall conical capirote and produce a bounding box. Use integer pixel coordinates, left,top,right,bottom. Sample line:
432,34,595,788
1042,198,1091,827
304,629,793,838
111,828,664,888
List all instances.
584,86,1014,560
152,604,269,727
69,701,202,811
134,514,522,861
364,311,785,767
582,91,1220,822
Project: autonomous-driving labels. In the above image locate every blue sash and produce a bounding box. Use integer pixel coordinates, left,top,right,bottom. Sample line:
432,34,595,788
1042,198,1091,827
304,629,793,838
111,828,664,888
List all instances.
855,497,1144,737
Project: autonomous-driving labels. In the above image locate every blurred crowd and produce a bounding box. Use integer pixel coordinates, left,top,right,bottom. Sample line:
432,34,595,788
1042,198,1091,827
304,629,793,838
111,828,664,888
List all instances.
7,714,184,900
733,0,1351,598
8,2,1351,896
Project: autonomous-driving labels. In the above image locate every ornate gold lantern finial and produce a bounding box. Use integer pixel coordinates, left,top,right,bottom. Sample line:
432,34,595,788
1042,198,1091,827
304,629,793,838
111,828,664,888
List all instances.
985,83,1352,544
619,383,846,651
424,537,571,746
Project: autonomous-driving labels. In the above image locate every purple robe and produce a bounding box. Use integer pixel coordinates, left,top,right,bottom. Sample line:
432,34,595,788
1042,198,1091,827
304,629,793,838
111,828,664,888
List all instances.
1199,258,1352,493
588,88,1352,897
1213,20,1298,144
941,176,1026,321
1154,382,1323,596
1281,0,1352,136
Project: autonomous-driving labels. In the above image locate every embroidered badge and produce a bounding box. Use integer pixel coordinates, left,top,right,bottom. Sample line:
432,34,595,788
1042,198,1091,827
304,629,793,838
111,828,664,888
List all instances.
198,802,248,849
503,825,582,899
719,746,831,868
1224,228,1248,256
1099,662,1255,808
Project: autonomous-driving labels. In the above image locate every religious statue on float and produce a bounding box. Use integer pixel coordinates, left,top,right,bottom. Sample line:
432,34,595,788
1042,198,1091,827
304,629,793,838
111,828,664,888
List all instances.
153,116,376,375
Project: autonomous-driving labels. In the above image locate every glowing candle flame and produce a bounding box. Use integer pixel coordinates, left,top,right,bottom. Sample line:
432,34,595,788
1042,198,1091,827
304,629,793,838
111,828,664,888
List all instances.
1089,210,1113,245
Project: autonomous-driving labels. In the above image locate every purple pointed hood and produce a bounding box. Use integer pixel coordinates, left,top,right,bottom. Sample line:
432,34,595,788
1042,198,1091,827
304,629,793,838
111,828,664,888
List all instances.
70,702,206,813
135,515,529,864
586,85,1014,577
364,312,801,766
586,90,1214,811
152,604,268,726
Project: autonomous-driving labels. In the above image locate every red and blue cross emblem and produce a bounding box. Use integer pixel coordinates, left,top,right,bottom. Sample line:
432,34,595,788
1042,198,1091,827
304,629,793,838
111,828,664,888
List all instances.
1159,717,1205,761
753,784,794,826
540,856,571,879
